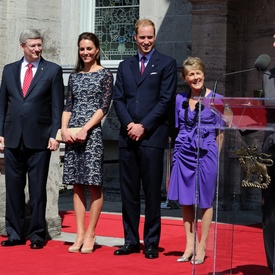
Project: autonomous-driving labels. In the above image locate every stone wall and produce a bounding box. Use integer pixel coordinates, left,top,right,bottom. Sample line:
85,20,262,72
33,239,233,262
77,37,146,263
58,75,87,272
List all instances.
140,0,192,66
189,0,275,96
0,0,81,238
189,0,275,210
0,0,81,71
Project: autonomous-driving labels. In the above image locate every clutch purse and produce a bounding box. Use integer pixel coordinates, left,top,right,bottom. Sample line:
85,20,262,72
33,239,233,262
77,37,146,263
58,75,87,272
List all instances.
55,127,82,142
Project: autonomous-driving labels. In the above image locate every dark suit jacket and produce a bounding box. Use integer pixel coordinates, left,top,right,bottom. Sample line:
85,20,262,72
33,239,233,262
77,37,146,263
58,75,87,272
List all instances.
263,68,275,107
113,50,177,149
0,57,64,149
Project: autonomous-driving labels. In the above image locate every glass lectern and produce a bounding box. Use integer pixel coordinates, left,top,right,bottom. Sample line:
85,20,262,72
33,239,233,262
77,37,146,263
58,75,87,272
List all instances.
190,96,274,274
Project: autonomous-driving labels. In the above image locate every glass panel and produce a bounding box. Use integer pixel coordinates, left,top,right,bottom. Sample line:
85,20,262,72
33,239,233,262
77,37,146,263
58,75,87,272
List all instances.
192,97,273,274
95,0,139,60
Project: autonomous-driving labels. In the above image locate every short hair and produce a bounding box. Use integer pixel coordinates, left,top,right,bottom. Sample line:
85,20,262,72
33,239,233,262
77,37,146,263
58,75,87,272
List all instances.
134,19,155,35
19,29,43,44
182,57,205,77
75,32,101,72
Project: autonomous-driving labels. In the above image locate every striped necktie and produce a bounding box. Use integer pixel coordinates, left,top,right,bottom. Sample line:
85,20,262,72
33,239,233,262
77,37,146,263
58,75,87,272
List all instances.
22,63,33,97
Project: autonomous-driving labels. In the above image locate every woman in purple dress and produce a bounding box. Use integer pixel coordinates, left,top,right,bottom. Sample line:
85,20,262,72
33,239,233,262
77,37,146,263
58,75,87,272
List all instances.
168,57,224,264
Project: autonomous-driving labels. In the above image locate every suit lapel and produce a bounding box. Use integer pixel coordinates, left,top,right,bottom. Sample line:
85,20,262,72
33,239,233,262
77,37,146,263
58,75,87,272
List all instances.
130,55,140,85
139,51,160,84
14,61,23,96
131,51,160,85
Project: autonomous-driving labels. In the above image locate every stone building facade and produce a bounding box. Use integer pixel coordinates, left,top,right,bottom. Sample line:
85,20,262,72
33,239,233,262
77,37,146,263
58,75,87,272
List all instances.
0,0,275,237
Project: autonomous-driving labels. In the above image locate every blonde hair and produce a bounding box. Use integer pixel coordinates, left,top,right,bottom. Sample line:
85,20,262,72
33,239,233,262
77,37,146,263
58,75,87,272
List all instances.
182,57,205,78
135,19,155,35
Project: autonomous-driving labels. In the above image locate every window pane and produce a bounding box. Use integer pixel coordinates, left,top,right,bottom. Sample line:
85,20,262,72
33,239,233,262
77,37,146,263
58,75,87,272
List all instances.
95,0,139,60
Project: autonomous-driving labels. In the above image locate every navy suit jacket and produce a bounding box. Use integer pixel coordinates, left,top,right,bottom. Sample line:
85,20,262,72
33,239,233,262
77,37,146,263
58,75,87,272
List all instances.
113,50,177,149
0,57,64,149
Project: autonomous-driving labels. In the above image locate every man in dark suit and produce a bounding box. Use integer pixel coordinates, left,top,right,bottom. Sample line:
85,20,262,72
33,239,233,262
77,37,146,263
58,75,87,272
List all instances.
113,19,177,259
262,34,275,273
0,29,64,249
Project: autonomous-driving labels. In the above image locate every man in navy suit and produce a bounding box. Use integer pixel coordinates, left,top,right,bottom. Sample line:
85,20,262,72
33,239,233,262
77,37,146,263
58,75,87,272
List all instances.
0,29,64,249
113,19,177,259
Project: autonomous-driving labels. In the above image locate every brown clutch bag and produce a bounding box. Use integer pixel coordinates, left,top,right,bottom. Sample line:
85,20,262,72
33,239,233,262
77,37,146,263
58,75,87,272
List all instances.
55,128,82,142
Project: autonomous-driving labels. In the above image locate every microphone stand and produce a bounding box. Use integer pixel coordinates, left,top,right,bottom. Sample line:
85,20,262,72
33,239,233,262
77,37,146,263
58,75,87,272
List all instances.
212,53,272,100
212,67,257,100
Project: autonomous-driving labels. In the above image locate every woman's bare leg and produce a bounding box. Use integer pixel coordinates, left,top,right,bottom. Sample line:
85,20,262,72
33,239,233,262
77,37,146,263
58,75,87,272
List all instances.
180,205,196,259
194,207,213,263
69,184,86,251
82,185,103,251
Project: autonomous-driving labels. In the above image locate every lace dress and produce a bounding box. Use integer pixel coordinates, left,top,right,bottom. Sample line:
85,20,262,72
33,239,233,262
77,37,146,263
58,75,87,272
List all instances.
62,68,113,185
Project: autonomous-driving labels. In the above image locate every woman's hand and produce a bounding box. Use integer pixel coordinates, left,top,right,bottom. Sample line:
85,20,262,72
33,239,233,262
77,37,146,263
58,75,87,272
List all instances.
61,129,76,144
75,128,88,143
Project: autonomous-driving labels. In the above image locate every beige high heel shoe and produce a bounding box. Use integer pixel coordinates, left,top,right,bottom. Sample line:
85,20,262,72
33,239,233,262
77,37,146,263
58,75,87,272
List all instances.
68,243,83,253
81,237,96,254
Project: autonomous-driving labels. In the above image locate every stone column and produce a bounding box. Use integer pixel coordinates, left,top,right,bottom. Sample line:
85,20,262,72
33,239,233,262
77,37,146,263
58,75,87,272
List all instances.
0,150,62,239
188,0,243,211
188,0,241,94
45,150,62,238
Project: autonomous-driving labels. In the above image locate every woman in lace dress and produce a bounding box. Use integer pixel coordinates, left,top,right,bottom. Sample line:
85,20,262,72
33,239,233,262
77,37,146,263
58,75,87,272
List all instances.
60,32,113,254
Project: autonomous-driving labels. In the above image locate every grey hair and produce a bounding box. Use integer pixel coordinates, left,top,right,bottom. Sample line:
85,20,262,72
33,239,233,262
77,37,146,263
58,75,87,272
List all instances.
19,29,43,44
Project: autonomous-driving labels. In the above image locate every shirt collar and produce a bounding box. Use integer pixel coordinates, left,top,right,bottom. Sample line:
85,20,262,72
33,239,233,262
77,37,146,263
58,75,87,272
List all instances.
138,49,155,61
22,58,40,68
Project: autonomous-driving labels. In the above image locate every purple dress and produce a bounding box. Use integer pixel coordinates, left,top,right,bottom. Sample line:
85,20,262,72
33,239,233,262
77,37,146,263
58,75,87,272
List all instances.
167,91,223,208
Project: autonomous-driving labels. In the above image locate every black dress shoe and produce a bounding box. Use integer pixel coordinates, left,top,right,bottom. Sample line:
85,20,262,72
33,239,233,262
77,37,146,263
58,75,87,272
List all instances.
1,239,26,246
114,243,140,255
30,241,44,249
145,244,159,259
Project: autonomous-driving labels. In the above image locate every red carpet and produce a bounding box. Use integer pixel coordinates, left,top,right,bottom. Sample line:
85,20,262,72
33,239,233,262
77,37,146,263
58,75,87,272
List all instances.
0,211,270,275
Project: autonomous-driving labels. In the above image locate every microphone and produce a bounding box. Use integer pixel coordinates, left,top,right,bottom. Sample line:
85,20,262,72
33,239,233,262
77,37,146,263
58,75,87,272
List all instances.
254,54,271,71
212,54,271,97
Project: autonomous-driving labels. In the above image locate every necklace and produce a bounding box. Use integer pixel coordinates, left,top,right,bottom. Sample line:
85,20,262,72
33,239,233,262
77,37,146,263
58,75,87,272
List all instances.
182,87,206,127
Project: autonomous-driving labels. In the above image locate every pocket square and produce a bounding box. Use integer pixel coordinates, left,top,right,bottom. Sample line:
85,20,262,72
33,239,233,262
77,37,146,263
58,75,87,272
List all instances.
150,72,158,75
